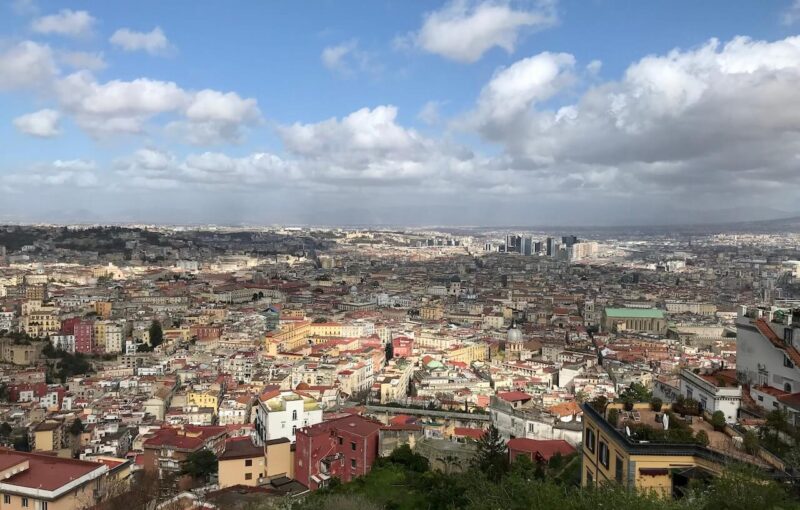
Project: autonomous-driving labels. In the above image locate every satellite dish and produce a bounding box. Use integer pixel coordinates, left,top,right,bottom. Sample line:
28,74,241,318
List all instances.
625,426,631,436
662,413,669,431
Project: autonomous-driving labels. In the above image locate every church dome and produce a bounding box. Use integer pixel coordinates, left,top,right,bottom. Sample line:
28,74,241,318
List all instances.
507,320,522,342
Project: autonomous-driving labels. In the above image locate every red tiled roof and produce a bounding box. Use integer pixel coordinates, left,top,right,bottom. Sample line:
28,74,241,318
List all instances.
453,427,485,440
755,319,800,366
507,438,575,461
0,449,105,491
143,426,226,451
497,391,532,402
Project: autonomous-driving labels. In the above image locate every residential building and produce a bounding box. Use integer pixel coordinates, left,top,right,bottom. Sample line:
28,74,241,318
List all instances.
294,415,382,490
254,390,323,445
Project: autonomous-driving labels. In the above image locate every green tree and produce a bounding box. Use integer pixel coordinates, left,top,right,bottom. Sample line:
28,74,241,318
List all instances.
69,418,83,436
695,430,710,447
618,382,652,403
181,449,217,480
743,430,760,455
710,411,726,431
0,422,12,437
148,320,163,348
472,425,508,481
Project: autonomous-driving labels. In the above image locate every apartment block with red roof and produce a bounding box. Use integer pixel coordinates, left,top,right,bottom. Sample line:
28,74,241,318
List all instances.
0,449,130,510
141,425,227,475
294,415,382,490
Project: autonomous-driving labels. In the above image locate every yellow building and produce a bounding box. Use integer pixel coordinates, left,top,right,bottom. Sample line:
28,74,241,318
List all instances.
0,341,41,366
444,343,488,364
22,311,60,338
309,322,342,337
187,391,220,414
94,301,112,319
218,439,265,488
580,402,776,497
265,321,311,356
218,437,293,488
32,421,62,451
420,304,444,321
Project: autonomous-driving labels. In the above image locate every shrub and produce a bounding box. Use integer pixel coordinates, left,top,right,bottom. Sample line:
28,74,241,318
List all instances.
623,400,634,412
743,431,760,455
607,408,619,426
695,430,710,446
710,411,726,431
650,397,662,412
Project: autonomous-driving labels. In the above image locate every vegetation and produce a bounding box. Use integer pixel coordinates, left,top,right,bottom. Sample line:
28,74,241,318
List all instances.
710,411,726,432
293,447,799,510
471,425,508,481
149,320,164,348
41,344,93,382
651,397,663,412
618,382,652,404
181,449,217,480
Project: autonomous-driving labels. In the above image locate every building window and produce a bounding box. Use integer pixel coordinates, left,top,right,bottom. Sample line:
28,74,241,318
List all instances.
598,442,609,469
786,383,793,393
338,436,343,445
292,410,297,420
37,502,47,510
785,356,794,369
585,428,596,453
351,441,357,451
22,497,28,508
245,473,252,480
351,458,357,469
3,495,10,504
586,469,593,486
245,459,252,467
292,425,297,436
615,455,623,483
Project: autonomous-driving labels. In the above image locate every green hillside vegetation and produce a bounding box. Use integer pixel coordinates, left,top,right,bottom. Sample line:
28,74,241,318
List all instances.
291,443,799,510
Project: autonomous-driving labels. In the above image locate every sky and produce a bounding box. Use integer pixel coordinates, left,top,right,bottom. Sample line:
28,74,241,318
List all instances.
1,0,800,226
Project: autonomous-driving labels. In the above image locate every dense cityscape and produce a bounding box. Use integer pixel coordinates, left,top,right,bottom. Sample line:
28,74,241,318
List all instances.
0,221,798,508
4,0,800,508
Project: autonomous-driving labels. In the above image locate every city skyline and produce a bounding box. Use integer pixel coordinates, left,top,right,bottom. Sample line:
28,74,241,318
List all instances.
2,1,800,225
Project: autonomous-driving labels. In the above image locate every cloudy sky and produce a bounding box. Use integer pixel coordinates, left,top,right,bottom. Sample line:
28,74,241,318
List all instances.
1,0,800,226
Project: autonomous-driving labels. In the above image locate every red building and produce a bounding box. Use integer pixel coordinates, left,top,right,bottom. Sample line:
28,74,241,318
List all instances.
59,317,80,335
391,336,414,358
294,414,382,490
74,320,94,354
507,438,575,464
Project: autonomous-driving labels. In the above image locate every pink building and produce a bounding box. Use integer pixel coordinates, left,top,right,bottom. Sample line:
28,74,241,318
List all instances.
294,414,382,490
74,320,95,354
392,336,414,358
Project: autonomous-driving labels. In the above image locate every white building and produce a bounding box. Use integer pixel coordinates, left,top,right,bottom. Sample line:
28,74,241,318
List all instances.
50,334,76,354
104,323,124,353
678,369,741,423
253,390,323,445
736,311,800,394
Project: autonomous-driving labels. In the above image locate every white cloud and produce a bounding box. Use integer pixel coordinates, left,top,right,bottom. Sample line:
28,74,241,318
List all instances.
59,50,106,71
6,159,98,189
320,40,379,76
404,0,558,63
783,0,800,25
468,51,575,131
586,59,602,75
13,108,61,137
114,148,298,189
321,40,357,71
109,27,173,55
11,0,38,16
0,40,57,91
417,100,442,125
465,35,800,201
53,72,261,142
31,9,94,38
